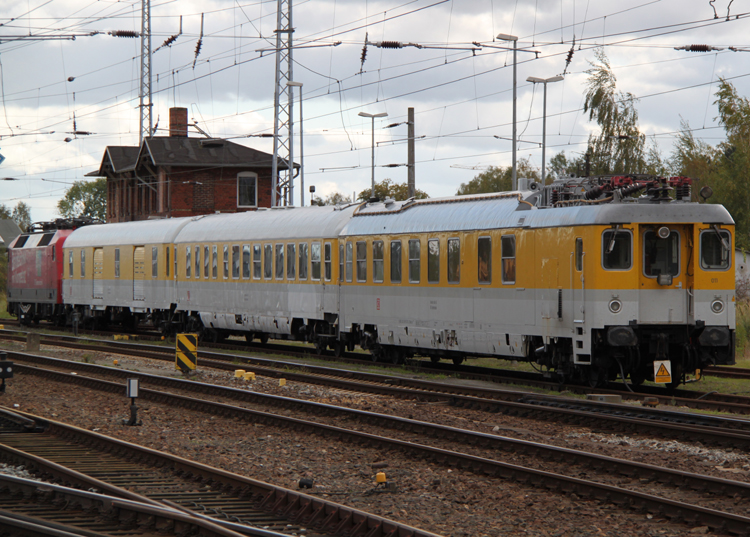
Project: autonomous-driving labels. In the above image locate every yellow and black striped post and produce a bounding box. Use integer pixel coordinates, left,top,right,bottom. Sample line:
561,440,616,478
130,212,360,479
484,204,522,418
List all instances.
175,333,198,373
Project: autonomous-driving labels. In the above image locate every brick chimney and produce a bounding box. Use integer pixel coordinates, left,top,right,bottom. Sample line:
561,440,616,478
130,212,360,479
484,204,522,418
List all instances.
169,107,189,137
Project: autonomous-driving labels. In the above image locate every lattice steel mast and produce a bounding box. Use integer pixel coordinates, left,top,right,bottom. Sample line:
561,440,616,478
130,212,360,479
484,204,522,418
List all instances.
271,0,294,206
139,0,153,144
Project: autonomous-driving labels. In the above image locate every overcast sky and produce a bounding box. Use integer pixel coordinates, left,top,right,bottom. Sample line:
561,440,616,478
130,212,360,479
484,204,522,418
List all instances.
0,0,748,222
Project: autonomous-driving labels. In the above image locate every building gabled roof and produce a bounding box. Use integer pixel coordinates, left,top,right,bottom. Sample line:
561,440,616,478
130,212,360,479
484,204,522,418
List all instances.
86,136,292,177
0,219,22,246
85,146,140,177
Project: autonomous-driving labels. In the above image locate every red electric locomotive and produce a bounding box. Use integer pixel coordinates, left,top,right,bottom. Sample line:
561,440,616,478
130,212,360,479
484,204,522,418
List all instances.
7,218,100,325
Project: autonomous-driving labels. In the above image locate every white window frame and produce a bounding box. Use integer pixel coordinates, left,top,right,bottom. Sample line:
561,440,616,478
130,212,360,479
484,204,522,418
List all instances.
237,172,258,208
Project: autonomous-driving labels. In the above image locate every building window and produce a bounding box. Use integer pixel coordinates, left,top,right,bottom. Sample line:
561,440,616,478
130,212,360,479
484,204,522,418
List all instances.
232,245,240,278
501,235,516,284
408,239,420,283
373,241,384,283
390,240,402,283
253,245,262,279
324,242,332,281
204,246,210,278
242,245,251,278
115,248,120,278
195,245,201,278
186,246,192,278
264,244,273,279
237,172,258,208
478,237,491,284
428,239,439,283
311,242,321,280
212,245,218,278
287,243,296,280
298,243,308,280
447,238,460,284
151,247,158,278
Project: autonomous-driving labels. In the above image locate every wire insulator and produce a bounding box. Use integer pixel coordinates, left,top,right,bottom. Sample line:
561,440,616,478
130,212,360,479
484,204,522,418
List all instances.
109,30,139,38
687,44,710,52
379,41,403,49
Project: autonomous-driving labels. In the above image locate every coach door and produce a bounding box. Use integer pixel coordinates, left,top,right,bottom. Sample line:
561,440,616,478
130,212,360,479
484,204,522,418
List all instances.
638,224,691,324
93,248,104,299
133,246,146,301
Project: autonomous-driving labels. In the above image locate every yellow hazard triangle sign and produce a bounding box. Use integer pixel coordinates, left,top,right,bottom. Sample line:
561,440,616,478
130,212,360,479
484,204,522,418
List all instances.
653,360,672,384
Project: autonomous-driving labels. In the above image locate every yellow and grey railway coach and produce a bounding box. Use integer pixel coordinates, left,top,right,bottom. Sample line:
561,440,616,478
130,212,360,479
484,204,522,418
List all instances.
62,174,735,388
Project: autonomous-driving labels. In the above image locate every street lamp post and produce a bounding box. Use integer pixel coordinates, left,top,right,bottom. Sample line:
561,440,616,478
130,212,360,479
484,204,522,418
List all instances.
497,33,518,190
358,111,388,198
287,81,304,206
526,75,564,183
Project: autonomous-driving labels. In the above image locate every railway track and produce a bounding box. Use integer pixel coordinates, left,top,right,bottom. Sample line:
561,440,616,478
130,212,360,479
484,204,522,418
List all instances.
7,362,750,534
0,408,438,537
5,329,750,418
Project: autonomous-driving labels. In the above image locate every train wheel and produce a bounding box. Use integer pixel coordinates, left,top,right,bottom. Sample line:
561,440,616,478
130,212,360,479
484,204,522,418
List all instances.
452,356,464,366
315,339,326,356
245,333,254,343
391,349,405,365
430,356,440,364
587,366,606,388
333,341,344,357
259,333,269,344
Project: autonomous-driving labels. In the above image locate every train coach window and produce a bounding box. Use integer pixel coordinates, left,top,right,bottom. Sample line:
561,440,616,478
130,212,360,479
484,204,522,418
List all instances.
700,229,731,270
428,239,439,284
575,238,583,271
602,229,632,270
115,248,120,278
448,238,460,284
299,243,308,280
224,246,230,279
501,235,515,284
242,245,251,278
643,230,679,277
253,245,262,279
324,243,332,281
478,237,491,284
372,241,384,283
212,246,218,279
263,244,272,279
186,246,192,278
69,251,74,278
232,245,241,279
339,244,344,282
152,247,158,278
356,241,367,282
81,250,86,277
275,244,284,280
287,244,296,280
391,241,402,283
174,247,177,279
345,242,353,282
204,246,210,278
195,246,201,279
311,242,322,280
409,239,421,283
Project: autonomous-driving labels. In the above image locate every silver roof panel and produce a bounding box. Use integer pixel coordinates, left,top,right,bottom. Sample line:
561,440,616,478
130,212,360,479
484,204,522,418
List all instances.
64,217,193,248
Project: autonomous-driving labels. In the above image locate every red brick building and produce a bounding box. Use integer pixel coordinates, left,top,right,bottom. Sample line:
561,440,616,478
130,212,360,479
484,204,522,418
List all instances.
87,108,288,223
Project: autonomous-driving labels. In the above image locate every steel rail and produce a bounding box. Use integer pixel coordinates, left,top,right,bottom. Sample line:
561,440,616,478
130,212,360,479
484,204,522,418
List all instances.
7,367,750,535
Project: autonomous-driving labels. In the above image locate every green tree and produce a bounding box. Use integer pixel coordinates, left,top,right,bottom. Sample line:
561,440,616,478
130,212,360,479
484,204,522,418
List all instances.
0,204,10,220
583,48,646,175
57,178,107,221
456,158,539,195
356,178,429,202
314,192,353,206
708,79,750,248
12,201,31,232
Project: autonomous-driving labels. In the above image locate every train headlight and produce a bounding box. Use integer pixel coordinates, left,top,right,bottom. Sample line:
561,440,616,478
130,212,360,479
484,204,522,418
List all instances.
710,299,724,314
657,226,670,239
608,299,623,314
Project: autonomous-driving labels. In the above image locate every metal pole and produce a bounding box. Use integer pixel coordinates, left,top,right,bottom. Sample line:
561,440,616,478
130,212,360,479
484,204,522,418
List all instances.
299,85,304,206
370,116,375,197
407,107,415,198
541,81,547,183
512,40,517,191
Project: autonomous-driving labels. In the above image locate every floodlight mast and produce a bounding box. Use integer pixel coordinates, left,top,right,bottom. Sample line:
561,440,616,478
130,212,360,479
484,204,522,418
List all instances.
526,75,564,183
358,111,388,197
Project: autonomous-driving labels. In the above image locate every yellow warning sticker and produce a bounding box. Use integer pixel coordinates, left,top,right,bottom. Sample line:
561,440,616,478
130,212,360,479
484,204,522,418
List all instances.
653,360,672,384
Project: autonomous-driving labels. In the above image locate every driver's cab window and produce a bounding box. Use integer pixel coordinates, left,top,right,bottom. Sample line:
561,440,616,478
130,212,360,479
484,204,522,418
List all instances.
602,229,632,270
643,229,679,277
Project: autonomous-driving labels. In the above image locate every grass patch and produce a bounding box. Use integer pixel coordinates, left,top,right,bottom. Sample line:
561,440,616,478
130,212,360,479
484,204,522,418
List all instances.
0,295,14,320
